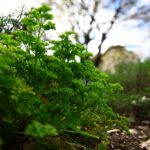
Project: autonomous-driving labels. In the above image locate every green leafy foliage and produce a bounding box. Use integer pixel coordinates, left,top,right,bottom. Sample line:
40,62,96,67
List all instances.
26,121,58,138
0,5,128,149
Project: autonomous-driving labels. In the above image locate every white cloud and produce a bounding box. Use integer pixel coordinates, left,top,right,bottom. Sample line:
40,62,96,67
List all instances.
141,0,150,4
0,0,41,15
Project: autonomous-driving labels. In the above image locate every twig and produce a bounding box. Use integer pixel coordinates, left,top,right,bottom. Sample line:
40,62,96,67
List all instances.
65,141,87,150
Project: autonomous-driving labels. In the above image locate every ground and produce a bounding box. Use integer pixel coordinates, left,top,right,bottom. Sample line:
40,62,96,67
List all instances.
108,121,150,150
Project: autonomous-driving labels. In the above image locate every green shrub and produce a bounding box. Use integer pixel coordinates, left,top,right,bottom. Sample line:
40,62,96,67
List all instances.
133,96,150,120
0,5,128,149
108,60,150,120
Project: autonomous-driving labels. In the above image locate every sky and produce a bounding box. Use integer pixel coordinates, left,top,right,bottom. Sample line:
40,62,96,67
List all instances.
0,0,150,59
0,0,41,15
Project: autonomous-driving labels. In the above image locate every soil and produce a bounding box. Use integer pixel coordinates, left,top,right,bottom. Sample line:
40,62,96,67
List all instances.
63,120,150,150
108,121,150,150
59,120,150,150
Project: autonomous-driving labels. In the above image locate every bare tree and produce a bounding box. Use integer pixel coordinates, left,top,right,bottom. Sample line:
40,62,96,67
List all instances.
129,4,150,28
0,5,27,34
45,0,150,67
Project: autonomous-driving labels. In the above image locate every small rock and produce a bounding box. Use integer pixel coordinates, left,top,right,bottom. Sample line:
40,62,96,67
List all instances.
107,129,120,134
138,125,148,130
129,129,138,135
140,139,150,150
139,135,148,139
142,120,150,125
